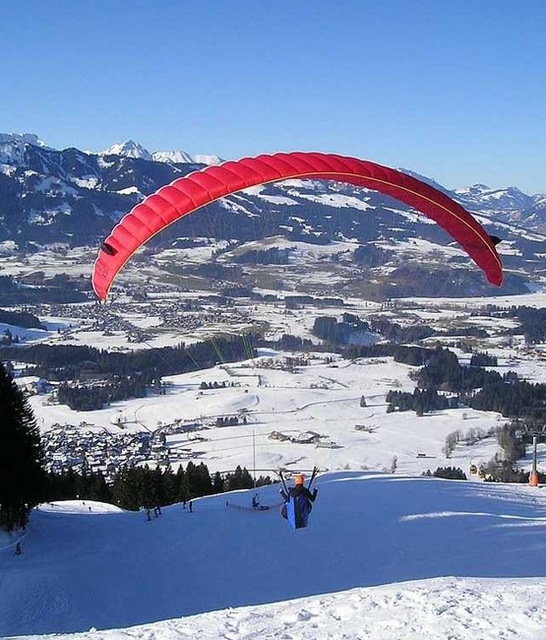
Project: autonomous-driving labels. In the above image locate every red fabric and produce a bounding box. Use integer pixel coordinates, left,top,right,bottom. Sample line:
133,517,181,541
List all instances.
92,152,504,300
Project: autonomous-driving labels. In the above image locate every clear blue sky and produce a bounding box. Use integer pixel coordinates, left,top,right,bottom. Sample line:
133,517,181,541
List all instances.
1,0,545,192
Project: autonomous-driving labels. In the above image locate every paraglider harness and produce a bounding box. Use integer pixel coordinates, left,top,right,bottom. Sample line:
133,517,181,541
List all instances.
279,467,318,529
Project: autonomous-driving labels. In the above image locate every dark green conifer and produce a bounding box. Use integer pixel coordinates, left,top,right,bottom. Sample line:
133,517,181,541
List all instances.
0,362,45,530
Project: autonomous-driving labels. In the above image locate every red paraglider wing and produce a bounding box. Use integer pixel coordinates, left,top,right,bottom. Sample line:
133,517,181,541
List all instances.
92,152,504,300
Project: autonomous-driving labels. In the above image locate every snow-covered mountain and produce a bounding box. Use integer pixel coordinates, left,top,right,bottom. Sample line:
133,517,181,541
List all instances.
0,133,51,166
455,183,534,212
151,149,194,164
102,140,152,161
100,139,222,166
0,131,545,296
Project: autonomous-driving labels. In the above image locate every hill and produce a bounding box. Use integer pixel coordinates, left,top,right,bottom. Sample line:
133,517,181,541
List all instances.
2,472,546,637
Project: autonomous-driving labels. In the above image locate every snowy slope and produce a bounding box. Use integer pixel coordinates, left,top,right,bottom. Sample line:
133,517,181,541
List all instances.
2,473,546,637
15,578,546,640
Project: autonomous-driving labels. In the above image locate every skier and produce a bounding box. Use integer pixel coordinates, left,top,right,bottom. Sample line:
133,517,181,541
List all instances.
14,542,22,556
189,500,193,513
280,473,318,529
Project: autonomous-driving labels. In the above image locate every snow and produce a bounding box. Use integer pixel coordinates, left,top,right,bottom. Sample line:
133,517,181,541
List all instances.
69,176,100,190
260,194,299,206
0,162,17,176
0,133,50,166
377,237,466,260
100,142,222,166
115,186,144,197
16,578,545,640
192,154,223,166
102,141,152,161
0,322,52,343
291,192,373,211
0,240,17,253
152,151,223,165
3,474,546,638
152,150,193,164
36,500,125,515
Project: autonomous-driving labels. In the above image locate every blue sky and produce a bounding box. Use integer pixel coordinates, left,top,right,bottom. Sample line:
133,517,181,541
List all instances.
1,0,544,192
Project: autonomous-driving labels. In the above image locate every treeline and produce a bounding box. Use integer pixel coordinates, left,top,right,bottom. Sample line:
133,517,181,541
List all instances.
439,326,488,338
467,380,546,420
57,375,159,411
415,347,502,392
232,247,290,265
200,381,231,390
312,314,370,344
45,463,273,511
353,245,393,267
0,308,43,329
343,343,433,366
414,347,546,420
423,467,467,480
0,333,320,382
506,306,546,344
216,416,246,426
0,335,254,380
367,317,435,343
313,314,435,345
386,388,455,415
0,275,87,305
470,351,498,367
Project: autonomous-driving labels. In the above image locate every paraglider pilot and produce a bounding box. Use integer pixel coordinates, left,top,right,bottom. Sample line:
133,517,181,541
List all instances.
281,474,318,529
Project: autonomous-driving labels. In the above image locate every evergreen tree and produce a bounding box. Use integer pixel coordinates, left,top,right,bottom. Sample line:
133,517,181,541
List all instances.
176,466,190,502
162,464,178,505
212,471,224,493
0,362,45,530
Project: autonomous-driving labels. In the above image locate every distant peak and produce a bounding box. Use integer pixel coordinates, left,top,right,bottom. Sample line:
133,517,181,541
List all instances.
455,184,491,195
151,150,194,164
0,132,48,148
152,150,224,165
0,132,52,166
102,140,152,161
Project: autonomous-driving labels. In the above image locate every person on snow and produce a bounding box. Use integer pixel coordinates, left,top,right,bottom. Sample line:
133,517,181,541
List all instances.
280,474,318,522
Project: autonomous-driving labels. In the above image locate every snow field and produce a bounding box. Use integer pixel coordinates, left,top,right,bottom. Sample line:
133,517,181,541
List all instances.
30,355,505,477
3,473,546,637
15,577,546,640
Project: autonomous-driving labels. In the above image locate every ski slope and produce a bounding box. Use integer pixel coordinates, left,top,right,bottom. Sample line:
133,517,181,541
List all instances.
2,473,546,638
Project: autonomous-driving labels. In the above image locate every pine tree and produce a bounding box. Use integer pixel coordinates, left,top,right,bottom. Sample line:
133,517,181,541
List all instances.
212,471,224,494
176,466,190,502
0,362,45,530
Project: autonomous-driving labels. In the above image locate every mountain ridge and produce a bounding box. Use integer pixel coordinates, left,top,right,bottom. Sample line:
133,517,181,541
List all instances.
0,132,545,298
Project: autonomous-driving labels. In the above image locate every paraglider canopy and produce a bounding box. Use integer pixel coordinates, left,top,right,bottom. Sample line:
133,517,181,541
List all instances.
92,152,504,300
